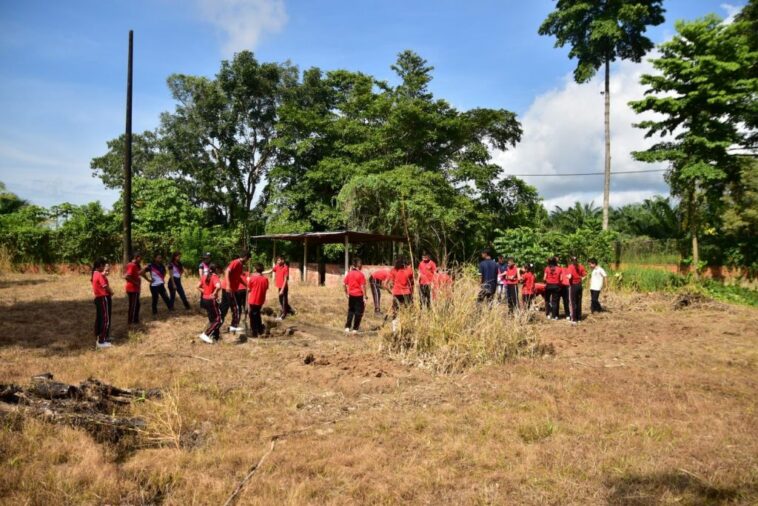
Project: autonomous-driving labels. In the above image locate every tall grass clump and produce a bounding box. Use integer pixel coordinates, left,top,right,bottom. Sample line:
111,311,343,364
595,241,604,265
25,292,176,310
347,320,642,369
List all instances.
611,266,687,292
380,276,542,373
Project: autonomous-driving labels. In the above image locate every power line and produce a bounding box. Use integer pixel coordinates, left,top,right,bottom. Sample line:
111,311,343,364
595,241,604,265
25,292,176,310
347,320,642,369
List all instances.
504,169,667,177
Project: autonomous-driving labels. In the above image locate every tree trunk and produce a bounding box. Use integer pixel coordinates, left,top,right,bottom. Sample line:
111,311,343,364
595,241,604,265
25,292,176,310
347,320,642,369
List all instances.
688,189,700,280
602,58,611,231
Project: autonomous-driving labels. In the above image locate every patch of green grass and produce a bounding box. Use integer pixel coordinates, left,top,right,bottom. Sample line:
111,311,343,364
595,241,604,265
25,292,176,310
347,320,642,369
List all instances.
612,267,687,292
701,281,758,307
517,420,555,443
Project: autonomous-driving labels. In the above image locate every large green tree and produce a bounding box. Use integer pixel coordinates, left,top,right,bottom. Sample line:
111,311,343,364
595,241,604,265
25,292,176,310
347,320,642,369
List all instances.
267,51,527,260
90,131,168,189
539,0,665,230
630,12,757,274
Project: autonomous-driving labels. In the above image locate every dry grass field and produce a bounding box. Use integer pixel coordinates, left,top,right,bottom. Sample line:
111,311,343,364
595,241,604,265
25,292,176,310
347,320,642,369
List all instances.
0,272,757,505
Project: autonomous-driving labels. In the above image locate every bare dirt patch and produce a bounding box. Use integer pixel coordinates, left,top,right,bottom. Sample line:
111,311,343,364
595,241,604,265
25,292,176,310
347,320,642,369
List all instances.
0,273,756,504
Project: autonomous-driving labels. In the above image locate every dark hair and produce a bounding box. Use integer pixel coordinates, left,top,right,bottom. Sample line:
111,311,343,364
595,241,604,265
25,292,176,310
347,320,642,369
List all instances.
394,256,406,270
91,257,107,281
352,257,362,267
589,258,598,265
239,249,250,260
131,251,142,261
254,262,264,273
170,251,183,269
205,263,217,285
547,257,558,267
507,256,515,262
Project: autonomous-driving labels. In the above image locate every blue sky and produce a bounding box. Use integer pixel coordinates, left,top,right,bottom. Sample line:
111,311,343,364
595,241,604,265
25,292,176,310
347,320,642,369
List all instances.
0,0,745,210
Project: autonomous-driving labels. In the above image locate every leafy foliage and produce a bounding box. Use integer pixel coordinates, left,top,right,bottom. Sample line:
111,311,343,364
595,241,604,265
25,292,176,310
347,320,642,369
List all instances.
549,201,601,233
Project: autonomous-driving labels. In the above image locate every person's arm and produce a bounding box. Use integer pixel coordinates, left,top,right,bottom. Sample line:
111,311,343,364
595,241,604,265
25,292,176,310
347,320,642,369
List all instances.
213,280,221,300
343,276,349,298
280,268,288,294
224,265,232,293
105,277,114,296
141,266,152,283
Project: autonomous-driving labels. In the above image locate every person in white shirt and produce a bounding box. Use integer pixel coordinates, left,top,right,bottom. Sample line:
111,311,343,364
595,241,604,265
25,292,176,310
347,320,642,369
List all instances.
588,258,607,313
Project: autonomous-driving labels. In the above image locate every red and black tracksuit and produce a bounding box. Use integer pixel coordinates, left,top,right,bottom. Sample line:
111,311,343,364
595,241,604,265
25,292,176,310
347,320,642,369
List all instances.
201,274,222,340
543,266,562,319
566,263,586,322
92,270,111,344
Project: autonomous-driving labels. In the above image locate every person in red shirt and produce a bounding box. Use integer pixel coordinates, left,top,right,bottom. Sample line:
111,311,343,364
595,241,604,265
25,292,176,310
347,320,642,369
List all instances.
543,257,562,320
266,256,293,320
502,257,521,313
91,258,114,349
368,267,390,314
197,263,222,344
432,270,453,301
559,257,571,319
123,252,145,325
520,263,536,310
224,249,250,333
417,253,436,308
247,263,270,338
388,257,414,333
343,258,367,334
565,256,587,324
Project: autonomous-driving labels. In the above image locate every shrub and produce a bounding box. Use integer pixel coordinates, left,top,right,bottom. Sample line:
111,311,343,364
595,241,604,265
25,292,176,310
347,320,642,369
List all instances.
381,275,542,373
611,267,687,292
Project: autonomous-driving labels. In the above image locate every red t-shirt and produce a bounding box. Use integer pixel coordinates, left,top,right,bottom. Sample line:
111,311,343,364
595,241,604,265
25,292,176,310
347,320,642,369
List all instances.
92,271,109,297
370,269,390,281
544,266,561,284
220,277,228,291
344,269,366,297
273,264,289,289
124,261,141,293
201,274,220,300
418,260,436,285
390,267,414,296
560,266,571,286
521,272,536,294
566,264,587,285
227,259,245,291
504,264,519,285
535,282,546,296
247,274,269,306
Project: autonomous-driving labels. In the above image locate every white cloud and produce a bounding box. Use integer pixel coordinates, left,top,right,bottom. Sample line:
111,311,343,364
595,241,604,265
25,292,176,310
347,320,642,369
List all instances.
492,56,669,210
721,3,742,23
196,0,287,55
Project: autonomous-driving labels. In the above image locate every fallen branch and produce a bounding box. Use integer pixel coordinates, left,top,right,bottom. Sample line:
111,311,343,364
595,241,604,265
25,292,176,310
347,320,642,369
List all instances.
142,352,213,363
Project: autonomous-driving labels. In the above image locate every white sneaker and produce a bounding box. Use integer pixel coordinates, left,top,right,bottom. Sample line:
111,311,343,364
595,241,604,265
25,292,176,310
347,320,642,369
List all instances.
229,326,242,333
96,341,112,349
351,329,360,335
200,333,214,344
571,321,578,326
344,328,350,334
546,314,551,320
566,317,570,320
275,317,283,322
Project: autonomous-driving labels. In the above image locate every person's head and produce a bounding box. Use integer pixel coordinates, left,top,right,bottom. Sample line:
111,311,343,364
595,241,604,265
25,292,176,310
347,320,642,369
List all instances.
525,263,533,273
497,255,504,263
547,257,557,267
276,255,285,266
205,263,218,284
202,252,211,262
394,256,406,270
239,249,250,261
481,248,492,260
131,252,142,263
153,253,163,264
254,262,264,274
171,251,181,263
589,258,598,268
352,257,362,269
571,256,579,266
92,257,107,275
507,256,515,266
103,262,111,275
422,253,430,262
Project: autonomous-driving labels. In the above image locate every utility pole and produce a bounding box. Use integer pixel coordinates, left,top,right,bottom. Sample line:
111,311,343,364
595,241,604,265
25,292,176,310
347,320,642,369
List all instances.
602,57,611,231
122,30,133,265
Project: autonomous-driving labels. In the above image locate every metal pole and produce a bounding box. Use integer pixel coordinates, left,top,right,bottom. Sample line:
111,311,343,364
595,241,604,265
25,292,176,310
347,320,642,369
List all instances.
122,30,133,266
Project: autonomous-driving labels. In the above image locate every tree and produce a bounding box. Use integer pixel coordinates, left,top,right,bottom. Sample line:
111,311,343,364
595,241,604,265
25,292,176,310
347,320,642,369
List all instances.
0,182,28,215
51,202,120,264
629,13,757,275
90,131,167,189
267,51,523,259
611,196,680,240
539,0,665,230
549,201,602,232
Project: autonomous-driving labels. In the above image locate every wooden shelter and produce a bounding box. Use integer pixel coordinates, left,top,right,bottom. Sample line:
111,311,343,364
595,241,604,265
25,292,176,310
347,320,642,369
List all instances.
251,230,405,282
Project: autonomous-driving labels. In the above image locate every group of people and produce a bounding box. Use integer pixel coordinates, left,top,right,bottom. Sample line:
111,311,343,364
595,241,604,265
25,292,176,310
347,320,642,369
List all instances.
90,250,293,349
478,249,608,324
89,247,608,349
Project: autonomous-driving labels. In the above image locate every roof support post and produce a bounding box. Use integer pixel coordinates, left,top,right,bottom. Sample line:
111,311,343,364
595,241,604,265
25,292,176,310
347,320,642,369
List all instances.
344,235,349,275
303,238,308,283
